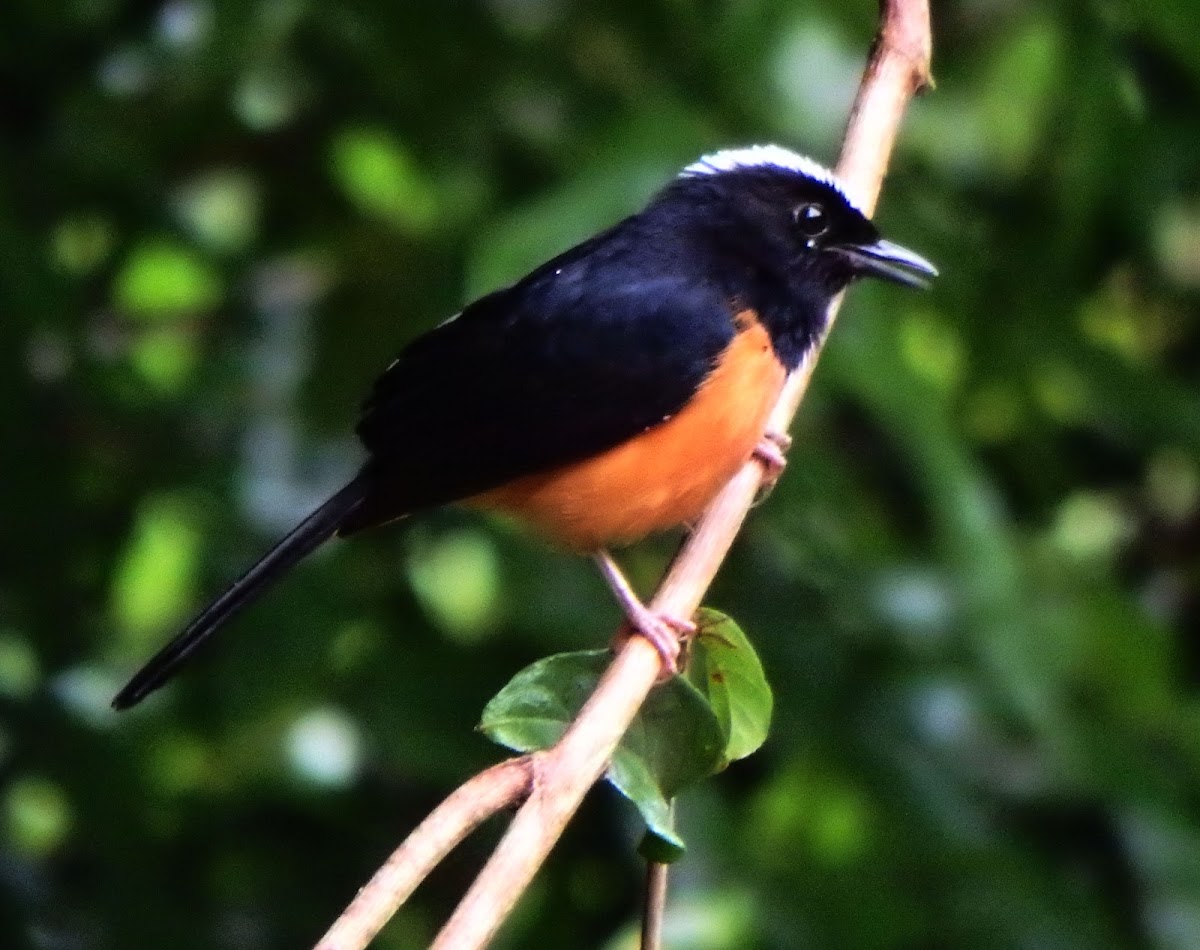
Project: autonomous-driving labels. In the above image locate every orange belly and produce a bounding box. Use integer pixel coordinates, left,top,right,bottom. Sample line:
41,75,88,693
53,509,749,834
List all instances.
472,312,786,550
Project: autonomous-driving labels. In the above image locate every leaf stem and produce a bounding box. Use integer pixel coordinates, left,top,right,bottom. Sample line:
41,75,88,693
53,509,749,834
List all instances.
640,859,670,950
640,799,674,950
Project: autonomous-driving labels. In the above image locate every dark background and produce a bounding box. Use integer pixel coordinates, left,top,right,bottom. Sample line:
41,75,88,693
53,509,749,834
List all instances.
3,0,1200,947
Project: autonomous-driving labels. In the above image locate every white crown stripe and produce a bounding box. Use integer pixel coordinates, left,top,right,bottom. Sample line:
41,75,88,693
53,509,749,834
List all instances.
680,145,858,211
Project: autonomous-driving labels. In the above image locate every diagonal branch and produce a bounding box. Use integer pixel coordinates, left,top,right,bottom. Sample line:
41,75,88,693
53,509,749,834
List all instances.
316,2,933,947
314,758,532,950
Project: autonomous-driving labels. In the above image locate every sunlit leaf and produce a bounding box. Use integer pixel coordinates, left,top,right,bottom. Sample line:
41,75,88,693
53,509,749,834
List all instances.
407,529,501,642
110,494,201,646
330,127,438,234
0,632,39,700
686,609,773,767
112,240,222,320
130,327,199,393
4,777,71,855
174,169,260,254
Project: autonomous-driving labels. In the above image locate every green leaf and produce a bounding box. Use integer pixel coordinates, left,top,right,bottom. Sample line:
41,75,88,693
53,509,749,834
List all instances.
329,127,438,234
638,807,685,864
686,609,773,767
0,632,40,700
4,776,72,856
110,494,201,646
480,650,724,855
609,674,723,855
174,168,260,254
112,240,222,320
478,650,606,753
130,327,199,394
406,529,501,643
52,213,115,276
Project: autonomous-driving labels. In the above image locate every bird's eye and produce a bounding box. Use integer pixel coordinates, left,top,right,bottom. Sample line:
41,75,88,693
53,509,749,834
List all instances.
793,202,829,240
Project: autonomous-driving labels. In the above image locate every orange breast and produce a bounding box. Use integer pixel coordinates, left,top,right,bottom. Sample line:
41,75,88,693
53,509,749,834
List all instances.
472,311,786,551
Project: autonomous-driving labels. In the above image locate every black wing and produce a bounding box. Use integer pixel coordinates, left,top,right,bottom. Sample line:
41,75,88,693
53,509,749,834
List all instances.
341,228,736,533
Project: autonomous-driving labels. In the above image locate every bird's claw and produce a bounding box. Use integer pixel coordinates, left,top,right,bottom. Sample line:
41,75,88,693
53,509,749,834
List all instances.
753,429,792,494
612,605,695,679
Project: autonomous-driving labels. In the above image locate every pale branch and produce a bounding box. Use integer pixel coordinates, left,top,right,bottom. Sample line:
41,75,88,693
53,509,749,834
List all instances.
313,758,532,950
317,2,933,947
640,847,671,950
431,640,665,949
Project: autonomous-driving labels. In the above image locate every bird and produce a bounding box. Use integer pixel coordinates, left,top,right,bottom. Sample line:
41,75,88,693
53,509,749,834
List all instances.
112,144,937,710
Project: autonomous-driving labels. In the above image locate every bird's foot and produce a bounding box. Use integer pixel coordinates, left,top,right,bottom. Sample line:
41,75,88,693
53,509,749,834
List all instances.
594,550,693,679
612,605,695,678
753,429,792,492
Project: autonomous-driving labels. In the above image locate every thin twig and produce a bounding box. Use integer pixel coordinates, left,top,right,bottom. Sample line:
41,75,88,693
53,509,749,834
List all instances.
640,859,670,950
318,2,933,946
314,758,532,950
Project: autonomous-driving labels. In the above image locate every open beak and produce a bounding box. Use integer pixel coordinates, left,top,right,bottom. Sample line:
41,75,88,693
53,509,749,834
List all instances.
832,238,938,290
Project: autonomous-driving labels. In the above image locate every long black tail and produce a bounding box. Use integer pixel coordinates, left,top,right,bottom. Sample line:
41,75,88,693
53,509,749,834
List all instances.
112,478,367,710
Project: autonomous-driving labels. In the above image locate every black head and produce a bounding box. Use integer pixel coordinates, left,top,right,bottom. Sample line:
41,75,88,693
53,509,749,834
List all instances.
652,145,937,368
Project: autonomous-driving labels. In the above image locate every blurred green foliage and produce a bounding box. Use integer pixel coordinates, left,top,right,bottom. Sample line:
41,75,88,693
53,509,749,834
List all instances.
2,0,1200,947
